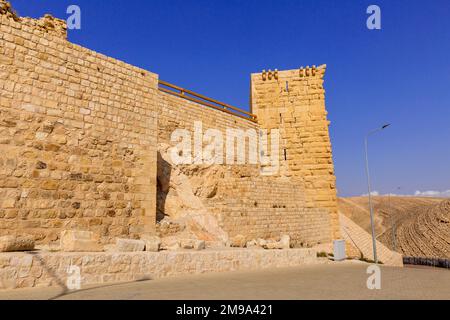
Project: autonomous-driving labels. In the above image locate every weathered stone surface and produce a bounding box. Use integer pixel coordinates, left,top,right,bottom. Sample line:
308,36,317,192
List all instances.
0,0,340,252
0,0,19,21
0,2,157,245
60,230,103,252
179,239,206,251
156,144,229,242
263,236,290,250
246,240,259,249
264,242,281,250
205,240,227,249
115,239,145,252
0,235,35,252
246,238,269,249
159,238,181,251
141,235,161,252
180,239,194,250
230,235,247,248
280,235,291,249
257,239,268,247
0,248,318,290
193,240,206,251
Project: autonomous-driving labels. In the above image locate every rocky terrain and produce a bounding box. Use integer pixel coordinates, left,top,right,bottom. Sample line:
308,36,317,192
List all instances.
338,196,450,258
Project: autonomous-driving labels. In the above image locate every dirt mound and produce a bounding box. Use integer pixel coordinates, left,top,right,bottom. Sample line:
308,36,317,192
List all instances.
339,196,450,259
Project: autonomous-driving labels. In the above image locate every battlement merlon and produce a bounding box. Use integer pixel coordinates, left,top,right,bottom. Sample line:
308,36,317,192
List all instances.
250,64,328,117
0,0,67,39
251,64,327,82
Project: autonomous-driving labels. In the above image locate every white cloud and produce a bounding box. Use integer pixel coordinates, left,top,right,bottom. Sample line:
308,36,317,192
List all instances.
359,189,450,198
414,190,450,198
361,191,380,196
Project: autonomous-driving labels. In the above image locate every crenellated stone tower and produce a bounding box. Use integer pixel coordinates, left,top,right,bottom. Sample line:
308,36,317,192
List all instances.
251,66,341,240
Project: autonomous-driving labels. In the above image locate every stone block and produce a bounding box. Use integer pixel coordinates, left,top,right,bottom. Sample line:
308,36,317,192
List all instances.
257,239,268,247
193,240,205,251
280,235,291,249
115,238,145,252
0,235,35,252
160,239,180,251
166,242,180,251
246,238,270,249
60,230,103,252
264,235,290,250
246,240,259,249
180,239,194,250
1,199,16,209
180,239,206,251
230,235,246,248
141,235,161,252
205,240,227,249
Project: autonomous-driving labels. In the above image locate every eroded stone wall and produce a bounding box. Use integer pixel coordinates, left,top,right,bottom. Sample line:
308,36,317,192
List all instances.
0,8,158,244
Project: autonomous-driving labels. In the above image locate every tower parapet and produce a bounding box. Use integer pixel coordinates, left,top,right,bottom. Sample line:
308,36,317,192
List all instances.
251,65,341,240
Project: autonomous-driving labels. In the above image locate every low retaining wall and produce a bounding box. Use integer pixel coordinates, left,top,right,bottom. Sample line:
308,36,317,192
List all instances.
403,256,450,269
0,248,317,290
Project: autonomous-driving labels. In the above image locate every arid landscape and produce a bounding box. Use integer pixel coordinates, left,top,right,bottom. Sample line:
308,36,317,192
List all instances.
338,196,450,259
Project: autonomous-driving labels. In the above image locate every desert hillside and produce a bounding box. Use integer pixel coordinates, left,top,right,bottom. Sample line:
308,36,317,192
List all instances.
338,196,450,258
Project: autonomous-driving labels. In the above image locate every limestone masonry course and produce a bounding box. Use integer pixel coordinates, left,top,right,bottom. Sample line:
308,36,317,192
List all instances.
0,1,339,251
0,248,318,290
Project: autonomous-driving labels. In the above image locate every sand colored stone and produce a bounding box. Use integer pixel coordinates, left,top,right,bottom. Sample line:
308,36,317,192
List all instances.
0,235,35,252
251,67,340,241
140,235,161,252
60,230,102,252
0,3,157,244
0,2,340,252
0,248,317,290
115,239,145,252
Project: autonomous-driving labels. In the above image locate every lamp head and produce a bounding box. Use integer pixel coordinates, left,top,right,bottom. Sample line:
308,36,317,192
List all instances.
382,124,391,129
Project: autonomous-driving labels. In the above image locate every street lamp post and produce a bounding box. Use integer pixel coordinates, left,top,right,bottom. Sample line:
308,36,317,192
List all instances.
364,124,390,264
390,186,401,252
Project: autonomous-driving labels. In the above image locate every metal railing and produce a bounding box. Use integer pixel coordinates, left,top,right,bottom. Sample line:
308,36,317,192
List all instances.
158,80,257,123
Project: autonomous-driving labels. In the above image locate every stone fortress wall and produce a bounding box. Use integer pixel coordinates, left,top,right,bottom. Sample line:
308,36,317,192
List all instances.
0,2,340,248
0,3,158,244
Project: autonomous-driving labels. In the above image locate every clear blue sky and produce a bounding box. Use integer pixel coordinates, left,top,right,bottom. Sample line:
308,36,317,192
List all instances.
10,0,450,197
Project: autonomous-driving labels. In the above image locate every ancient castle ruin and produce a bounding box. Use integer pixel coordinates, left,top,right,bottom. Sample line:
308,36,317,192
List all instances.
0,1,340,250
